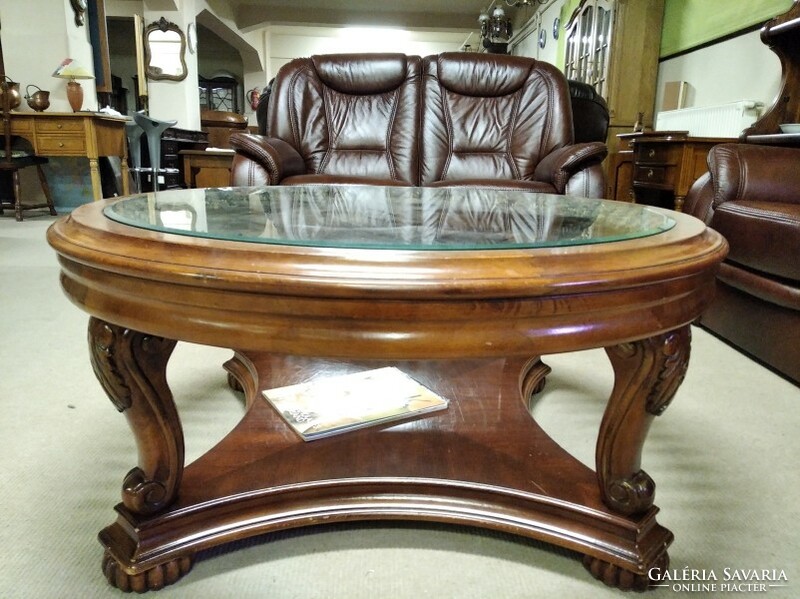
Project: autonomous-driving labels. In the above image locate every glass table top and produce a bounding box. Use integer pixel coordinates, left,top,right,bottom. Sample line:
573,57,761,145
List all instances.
104,185,675,251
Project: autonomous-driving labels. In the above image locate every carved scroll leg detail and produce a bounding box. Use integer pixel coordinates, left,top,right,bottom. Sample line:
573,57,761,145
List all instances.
598,326,691,515
583,551,669,592
103,550,193,593
88,317,182,516
520,357,552,410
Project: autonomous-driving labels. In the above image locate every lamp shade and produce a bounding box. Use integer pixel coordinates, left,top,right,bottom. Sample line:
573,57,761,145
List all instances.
52,58,94,81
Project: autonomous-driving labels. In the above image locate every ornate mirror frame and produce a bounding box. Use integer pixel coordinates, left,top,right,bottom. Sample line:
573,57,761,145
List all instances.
144,17,188,82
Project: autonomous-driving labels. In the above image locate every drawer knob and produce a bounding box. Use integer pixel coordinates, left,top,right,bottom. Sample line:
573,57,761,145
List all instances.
647,168,654,178
59,143,64,148
648,149,655,158
57,124,63,129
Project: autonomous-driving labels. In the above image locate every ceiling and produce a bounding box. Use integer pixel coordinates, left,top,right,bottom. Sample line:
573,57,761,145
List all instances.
222,0,514,32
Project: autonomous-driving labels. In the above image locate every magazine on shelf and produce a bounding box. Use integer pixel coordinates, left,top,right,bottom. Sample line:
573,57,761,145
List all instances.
262,366,449,441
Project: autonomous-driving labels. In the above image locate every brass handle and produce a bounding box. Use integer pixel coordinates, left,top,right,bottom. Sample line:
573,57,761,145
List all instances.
58,142,64,147
647,168,654,178
57,124,63,129
648,149,655,158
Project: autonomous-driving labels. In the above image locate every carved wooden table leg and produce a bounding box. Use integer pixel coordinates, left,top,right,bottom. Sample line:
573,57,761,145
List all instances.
88,317,193,590
520,357,552,407
584,325,691,589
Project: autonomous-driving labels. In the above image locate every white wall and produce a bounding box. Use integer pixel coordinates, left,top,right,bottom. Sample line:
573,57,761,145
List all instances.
655,29,782,116
1,2,96,113
265,26,472,80
511,1,564,65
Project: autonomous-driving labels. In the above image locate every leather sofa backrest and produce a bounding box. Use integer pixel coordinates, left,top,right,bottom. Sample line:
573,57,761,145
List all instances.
267,53,421,185
419,52,573,185
708,144,800,208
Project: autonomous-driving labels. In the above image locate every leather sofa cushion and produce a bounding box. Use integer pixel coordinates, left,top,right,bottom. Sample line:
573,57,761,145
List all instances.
268,54,421,185
312,54,409,94
710,199,800,283
420,53,572,185
718,262,800,311
434,53,533,97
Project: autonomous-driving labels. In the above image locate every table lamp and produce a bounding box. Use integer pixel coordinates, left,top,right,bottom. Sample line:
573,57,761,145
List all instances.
52,58,94,112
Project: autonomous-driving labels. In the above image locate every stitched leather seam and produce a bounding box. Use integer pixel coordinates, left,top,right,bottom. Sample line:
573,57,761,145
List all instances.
319,86,334,174
441,84,454,181
507,89,522,179
386,87,400,181
287,67,306,152
720,203,800,226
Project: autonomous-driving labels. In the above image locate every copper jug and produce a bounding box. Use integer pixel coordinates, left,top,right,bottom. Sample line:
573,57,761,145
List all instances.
0,76,21,109
25,85,50,112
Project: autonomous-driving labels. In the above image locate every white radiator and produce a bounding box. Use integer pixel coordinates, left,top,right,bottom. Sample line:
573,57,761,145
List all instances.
654,100,763,137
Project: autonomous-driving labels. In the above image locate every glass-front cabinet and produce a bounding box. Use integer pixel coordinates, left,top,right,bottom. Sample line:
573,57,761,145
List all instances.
564,0,614,99
560,0,664,199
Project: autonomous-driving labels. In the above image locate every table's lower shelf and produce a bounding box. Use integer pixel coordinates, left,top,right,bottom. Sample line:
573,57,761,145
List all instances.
98,352,672,592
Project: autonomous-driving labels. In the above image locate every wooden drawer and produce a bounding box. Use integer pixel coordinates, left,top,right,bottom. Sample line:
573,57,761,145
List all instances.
34,119,85,134
9,118,34,135
633,164,675,188
161,139,181,154
634,143,680,164
37,134,86,154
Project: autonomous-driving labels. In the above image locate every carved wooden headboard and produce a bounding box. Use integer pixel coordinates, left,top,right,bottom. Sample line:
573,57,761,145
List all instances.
741,0,800,138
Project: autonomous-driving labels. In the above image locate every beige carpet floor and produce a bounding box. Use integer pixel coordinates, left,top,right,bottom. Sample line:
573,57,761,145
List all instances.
1,213,798,598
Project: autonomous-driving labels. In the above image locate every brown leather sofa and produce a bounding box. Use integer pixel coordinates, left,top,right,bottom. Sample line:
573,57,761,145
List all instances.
229,52,607,197
684,144,800,384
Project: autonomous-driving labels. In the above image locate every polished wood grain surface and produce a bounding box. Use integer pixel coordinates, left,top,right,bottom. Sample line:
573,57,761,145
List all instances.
47,189,727,592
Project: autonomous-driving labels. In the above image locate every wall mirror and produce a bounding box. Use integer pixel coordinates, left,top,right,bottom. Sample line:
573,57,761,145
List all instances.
144,17,187,81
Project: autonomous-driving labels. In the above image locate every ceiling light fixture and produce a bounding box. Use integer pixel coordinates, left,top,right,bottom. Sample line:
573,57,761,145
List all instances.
478,0,548,54
504,0,548,6
479,5,512,54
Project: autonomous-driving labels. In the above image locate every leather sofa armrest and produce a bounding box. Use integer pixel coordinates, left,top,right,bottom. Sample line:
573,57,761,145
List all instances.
709,144,800,208
533,142,608,194
229,133,307,185
683,172,715,224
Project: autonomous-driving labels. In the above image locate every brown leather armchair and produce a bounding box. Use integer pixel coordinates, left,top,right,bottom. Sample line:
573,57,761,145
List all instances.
684,143,800,384
230,52,607,197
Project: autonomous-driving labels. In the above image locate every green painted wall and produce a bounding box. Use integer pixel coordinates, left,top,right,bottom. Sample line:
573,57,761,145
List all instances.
660,0,794,58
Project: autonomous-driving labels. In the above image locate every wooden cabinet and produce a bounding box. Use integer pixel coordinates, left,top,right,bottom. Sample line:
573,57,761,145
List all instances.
199,76,240,113
618,131,732,211
608,134,634,203
565,0,665,198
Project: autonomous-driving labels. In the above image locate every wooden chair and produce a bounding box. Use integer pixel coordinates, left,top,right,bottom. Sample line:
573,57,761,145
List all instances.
0,78,56,221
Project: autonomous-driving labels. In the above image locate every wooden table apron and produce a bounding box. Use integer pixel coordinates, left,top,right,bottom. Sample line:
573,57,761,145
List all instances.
47,197,727,592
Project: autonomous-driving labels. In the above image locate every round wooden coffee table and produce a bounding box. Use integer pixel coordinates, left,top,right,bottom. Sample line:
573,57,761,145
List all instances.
48,185,727,592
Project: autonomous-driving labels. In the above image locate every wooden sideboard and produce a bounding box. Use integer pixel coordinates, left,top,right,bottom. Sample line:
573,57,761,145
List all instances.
139,126,208,192
10,111,129,200
613,131,733,211
180,149,234,188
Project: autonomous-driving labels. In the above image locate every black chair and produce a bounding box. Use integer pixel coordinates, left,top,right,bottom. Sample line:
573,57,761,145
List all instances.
255,78,274,136
568,80,610,144
0,77,56,221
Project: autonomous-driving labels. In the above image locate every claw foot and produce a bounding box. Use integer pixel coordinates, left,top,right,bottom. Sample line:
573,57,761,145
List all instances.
102,550,193,593
583,551,668,592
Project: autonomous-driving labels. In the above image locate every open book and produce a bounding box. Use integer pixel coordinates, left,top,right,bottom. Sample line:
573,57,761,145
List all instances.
262,366,449,441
